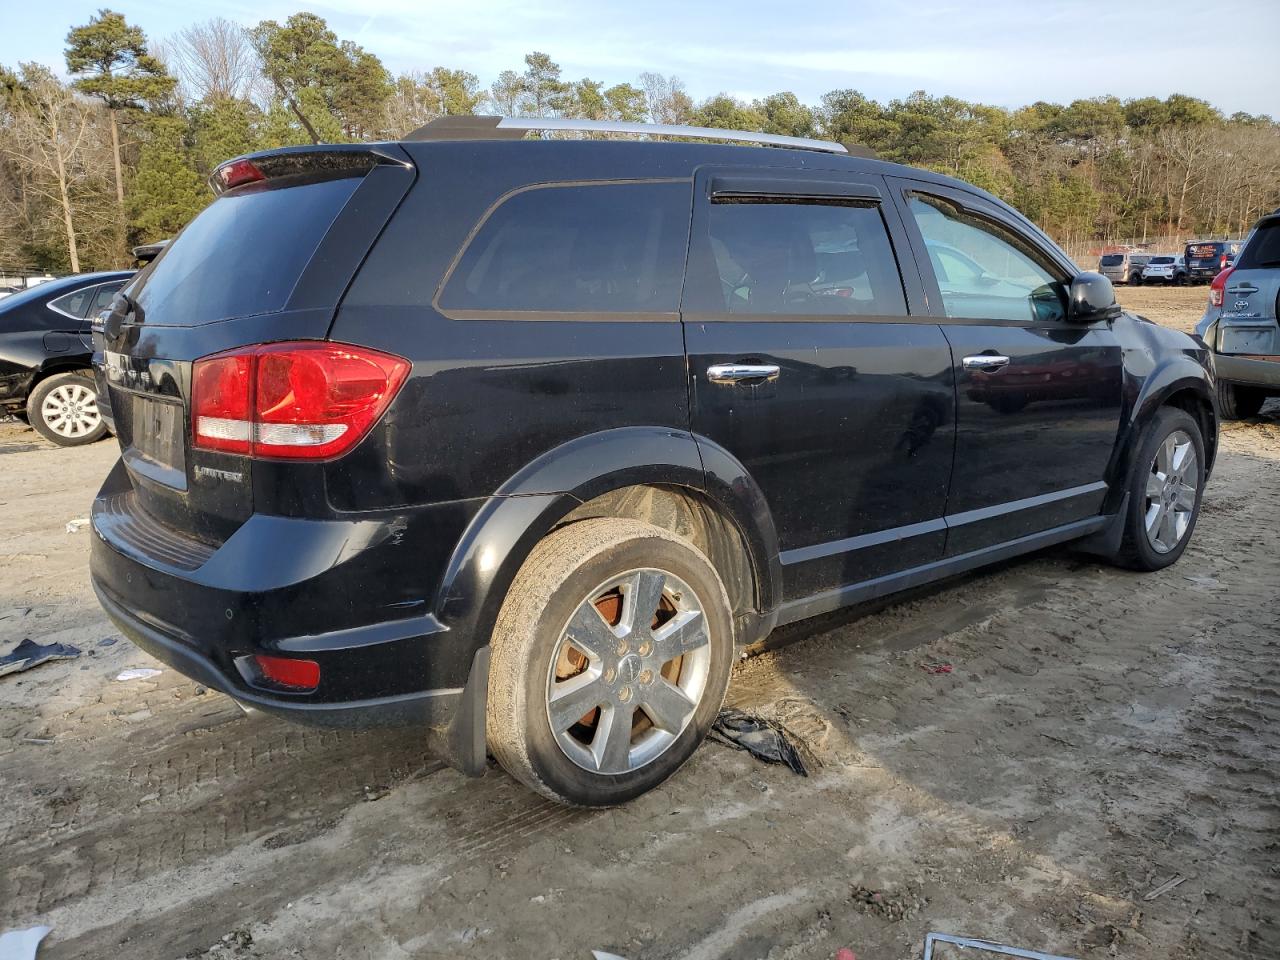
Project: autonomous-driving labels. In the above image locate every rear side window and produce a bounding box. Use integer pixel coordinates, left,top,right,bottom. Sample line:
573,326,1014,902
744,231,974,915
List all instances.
439,181,690,316
1237,223,1280,269
131,176,360,326
698,200,906,316
48,287,92,320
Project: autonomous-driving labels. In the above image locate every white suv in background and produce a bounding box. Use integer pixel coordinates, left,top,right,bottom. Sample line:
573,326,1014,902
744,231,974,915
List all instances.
1141,255,1186,285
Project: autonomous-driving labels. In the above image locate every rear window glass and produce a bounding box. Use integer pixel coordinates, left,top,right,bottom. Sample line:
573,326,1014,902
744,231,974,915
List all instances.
1188,243,1221,258
1150,257,1175,264
1099,254,1124,266
439,181,690,315
131,176,359,326
1237,223,1280,269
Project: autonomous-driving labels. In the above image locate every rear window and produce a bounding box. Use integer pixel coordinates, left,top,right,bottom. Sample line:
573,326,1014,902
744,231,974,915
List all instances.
1150,257,1175,264
1100,254,1124,266
438,181,690,316
1236,222,1280,269
131,176,360,326
1188,243,1222,258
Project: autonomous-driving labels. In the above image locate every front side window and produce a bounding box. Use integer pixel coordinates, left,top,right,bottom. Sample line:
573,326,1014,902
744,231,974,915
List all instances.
702,199,906,316
439,181,690,315
908,194,1065,322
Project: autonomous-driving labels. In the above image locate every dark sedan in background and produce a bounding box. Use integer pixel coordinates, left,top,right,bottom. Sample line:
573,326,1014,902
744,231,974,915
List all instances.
0,271,133,446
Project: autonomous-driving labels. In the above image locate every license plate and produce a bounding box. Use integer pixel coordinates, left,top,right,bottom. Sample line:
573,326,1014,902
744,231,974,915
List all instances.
126,393,187,480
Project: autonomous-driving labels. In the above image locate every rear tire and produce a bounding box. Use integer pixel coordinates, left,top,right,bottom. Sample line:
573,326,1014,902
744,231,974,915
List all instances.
27,370,107,447
1217,380,1265,420
1114,407,1205,572
487,518,734,806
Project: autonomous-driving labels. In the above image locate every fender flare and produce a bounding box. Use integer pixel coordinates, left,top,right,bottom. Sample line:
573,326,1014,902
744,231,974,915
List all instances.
1105,356,1217,514
432,426,782,664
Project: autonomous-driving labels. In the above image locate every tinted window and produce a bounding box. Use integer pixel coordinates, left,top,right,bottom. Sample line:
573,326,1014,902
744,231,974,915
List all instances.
89,281,124,315
131,176,359,326
1099,254,1124,266
699,200,906,316
48,287,92,320
440,182,690,315
1237,222,1280,269
1149,257,1175,264
908,194,1065,322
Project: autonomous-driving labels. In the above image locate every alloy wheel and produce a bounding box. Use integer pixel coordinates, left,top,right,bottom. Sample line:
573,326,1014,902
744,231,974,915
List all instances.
1144,429,1198,553
545,568,711,775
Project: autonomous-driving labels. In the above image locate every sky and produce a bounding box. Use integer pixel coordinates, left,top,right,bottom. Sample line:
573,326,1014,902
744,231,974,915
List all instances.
6,0,1279,116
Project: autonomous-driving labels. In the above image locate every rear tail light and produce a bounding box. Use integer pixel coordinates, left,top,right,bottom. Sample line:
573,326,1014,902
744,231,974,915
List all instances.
1209,267,1234,308
192,342,410,460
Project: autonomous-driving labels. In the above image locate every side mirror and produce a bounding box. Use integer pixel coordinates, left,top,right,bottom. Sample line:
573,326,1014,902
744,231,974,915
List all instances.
1069,272,1121,323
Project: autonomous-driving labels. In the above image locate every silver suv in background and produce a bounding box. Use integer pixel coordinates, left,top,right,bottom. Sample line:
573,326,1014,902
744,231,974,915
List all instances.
1141,255,1185,285
1098,251,1151,285
1196,209,1280,418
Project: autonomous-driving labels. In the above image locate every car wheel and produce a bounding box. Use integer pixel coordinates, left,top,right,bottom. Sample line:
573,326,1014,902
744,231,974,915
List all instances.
487,517,734,806
1131,273,1143,286
1114,407,1205,571
1217,380,1265,420
27,371,108,447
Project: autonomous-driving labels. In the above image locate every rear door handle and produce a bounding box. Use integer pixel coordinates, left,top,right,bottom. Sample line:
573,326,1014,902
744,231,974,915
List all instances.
1228,284,1259,294
962,354,1011,372
707,363,781,384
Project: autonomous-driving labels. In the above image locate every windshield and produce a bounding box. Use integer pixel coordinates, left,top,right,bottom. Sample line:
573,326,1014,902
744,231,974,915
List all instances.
131,175,359,326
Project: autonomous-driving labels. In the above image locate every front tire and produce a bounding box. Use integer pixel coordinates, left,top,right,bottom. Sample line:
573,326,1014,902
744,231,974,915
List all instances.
487,518,734,806
1217,380,1265,420
27,371,107,447
1114,407,1205,571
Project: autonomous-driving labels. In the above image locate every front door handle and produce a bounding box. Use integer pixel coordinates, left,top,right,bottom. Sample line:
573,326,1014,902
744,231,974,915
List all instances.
962,354,1011,372
707,363,781,384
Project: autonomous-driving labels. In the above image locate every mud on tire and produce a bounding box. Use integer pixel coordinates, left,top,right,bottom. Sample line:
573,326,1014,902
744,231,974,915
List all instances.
486,517,734,806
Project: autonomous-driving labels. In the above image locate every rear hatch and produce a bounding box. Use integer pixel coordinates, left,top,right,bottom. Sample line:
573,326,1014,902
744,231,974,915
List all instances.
98,144,415,545
1217,216,1280,356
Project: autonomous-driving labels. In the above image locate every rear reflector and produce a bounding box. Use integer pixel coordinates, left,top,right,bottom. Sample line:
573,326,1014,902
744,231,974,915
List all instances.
191,342,410,460
252,655,320,692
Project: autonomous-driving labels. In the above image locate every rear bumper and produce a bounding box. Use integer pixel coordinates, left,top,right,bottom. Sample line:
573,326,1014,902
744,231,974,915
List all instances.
94,577,461,727
1215,353,1280,390
88,458,492,770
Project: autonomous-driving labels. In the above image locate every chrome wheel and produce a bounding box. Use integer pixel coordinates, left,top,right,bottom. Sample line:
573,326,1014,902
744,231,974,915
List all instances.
545,568,712,775
40,382,100,439
1144,429,1198,554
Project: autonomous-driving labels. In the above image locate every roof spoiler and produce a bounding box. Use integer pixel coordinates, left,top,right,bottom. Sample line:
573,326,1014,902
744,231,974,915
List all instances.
405,115,865,156
208,143,413,195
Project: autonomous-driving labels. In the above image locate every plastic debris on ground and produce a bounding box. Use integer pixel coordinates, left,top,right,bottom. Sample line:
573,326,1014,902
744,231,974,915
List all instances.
0,639,81,678
920,661,954,674
65,518,89,534
115,668,162,682
0,925,52,960
922,932,1078,960
709,708,809,776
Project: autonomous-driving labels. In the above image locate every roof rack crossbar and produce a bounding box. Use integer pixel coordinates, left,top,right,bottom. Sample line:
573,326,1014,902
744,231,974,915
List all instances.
405,115,850,154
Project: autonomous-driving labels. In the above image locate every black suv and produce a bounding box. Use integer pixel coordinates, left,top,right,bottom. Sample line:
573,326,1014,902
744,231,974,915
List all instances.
1184,239,1244,284
91,117,1217,806
1,271,132,445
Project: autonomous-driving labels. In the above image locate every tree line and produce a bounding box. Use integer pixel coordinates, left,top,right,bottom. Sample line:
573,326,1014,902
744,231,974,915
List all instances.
3,9,1278,274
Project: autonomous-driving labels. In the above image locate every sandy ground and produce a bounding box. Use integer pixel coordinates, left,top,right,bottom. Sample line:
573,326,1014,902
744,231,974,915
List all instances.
1,286,1276,960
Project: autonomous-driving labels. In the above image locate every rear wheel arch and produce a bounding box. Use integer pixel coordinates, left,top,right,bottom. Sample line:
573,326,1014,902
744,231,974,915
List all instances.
434,428,782,676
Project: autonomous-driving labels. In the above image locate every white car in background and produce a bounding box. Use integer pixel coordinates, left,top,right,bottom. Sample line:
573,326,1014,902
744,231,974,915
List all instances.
1141,255,1186,285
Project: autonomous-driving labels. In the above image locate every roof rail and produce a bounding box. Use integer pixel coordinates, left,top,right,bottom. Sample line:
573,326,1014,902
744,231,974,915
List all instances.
405,115,850,155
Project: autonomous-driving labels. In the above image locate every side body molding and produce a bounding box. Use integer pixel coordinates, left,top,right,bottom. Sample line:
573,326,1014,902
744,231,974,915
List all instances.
433,426,782,662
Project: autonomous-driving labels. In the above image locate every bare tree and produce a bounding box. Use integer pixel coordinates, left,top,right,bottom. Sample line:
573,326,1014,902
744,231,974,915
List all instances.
0,67,97,271
639,72,692,125
169,18,261,102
